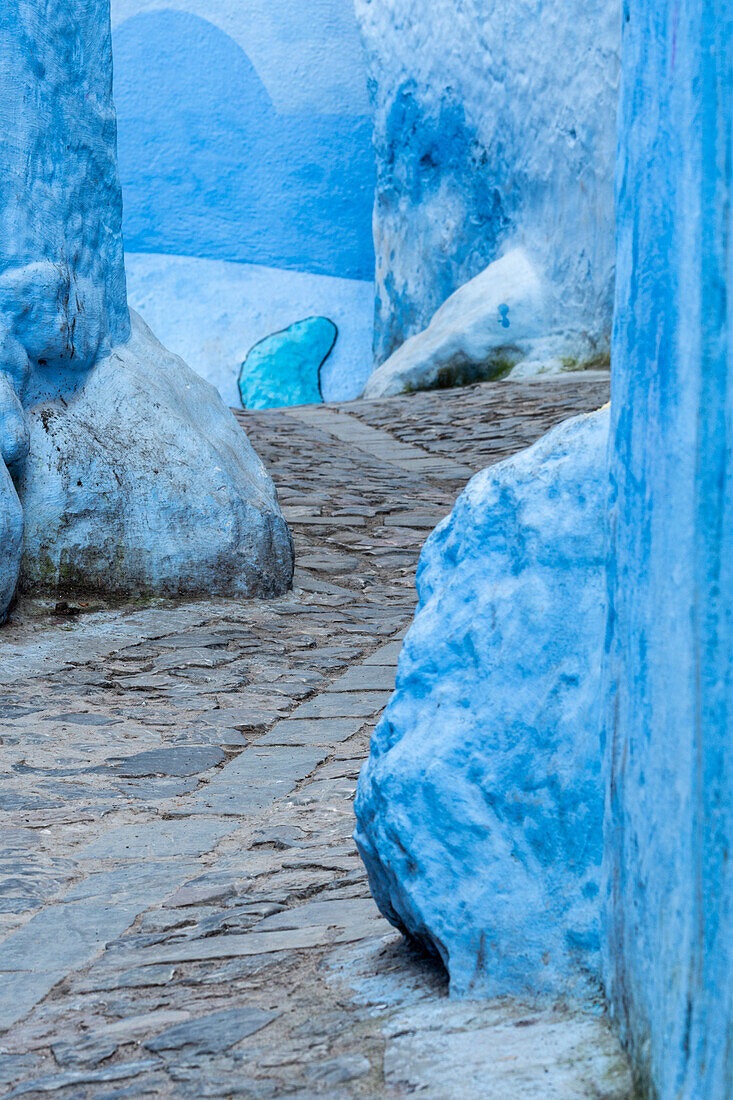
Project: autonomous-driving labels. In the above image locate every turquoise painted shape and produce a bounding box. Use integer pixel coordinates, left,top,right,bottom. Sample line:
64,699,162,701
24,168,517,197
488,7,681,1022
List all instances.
238,317,337,410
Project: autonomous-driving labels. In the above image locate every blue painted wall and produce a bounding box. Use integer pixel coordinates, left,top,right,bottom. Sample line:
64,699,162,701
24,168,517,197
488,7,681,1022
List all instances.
355,0,619,363
111,3,375,280
603,3,733,1096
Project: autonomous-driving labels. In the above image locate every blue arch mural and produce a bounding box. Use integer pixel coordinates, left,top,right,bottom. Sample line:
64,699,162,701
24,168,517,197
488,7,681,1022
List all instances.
113,9,375,280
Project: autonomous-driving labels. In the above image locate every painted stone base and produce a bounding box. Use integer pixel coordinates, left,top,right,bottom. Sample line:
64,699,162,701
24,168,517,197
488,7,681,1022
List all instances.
355,0,619,365
355,408,609,999
17,311,294,599
363,251,607,398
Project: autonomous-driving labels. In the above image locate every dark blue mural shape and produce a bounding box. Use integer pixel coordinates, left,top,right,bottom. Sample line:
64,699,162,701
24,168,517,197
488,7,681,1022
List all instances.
113,10,375,280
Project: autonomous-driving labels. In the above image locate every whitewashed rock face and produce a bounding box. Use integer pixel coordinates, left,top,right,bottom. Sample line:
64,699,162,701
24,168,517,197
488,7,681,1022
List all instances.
355,409,609,999
363,249,606,398
0,0,293,615
356,0,620,367
19,312,294,599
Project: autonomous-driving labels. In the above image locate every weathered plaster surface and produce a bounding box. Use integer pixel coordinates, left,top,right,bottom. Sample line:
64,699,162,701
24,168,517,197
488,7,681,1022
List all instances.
124,253,374,405
356,0,620,365
109,0,375,401
363,249,609,398
355,409,609,998
0,0,130,370
0,460,22,620
603,4,733,1096
0,0,131,618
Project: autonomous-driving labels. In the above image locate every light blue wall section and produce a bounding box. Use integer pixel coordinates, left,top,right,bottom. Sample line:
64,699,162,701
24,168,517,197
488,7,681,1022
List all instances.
110,2,375,280
603,3,733,1096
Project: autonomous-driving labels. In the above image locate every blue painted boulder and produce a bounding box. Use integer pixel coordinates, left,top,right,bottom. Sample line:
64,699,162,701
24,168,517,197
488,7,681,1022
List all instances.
239,317,337,410
0,371,25,621
363,249,608,398
0,0,294,612
19,312,294,599
0,0,130,619
0,459,22,621
355,408,609,999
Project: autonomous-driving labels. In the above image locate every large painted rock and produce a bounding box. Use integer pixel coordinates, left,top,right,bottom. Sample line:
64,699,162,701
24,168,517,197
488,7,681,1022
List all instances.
238,317,337,410
18,311,294,599
0,371,25,622
363,250,606,398
0,0,130,620
356,0,620,366
0,0,294,616
355,408,609,999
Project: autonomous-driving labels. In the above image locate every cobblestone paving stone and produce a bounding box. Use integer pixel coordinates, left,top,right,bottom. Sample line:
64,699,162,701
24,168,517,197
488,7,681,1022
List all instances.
0,375,632,1097
333,371,612,471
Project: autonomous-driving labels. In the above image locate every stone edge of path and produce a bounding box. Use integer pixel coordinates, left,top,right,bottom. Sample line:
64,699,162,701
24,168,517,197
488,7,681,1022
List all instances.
280,405,476,480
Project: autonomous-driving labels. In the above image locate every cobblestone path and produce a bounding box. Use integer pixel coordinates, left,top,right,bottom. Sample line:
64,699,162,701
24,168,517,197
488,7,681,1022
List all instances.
0,375,632,1098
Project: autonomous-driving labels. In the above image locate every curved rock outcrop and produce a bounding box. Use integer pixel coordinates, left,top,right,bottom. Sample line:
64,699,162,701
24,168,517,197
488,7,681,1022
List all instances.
363,249,608,398
0,0,293,616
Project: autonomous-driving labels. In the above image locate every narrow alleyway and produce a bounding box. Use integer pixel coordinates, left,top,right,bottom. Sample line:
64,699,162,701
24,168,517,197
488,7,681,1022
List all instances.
0,375,631,1098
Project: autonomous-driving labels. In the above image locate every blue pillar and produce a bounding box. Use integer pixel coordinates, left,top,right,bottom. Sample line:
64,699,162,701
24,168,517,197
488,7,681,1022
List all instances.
604,2,733,1095
0,0,130,372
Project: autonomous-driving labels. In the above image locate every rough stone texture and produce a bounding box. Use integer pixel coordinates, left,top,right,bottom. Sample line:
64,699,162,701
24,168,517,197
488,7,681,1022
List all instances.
0,460,22,621
110,0,374,281
364,249,607,397
335,372,611,469
0,0,293,615
603,4,733,1097
18,311,294,599
0,375,631,1096
355,408,609,998
239,317,336,410
356,0,620,365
